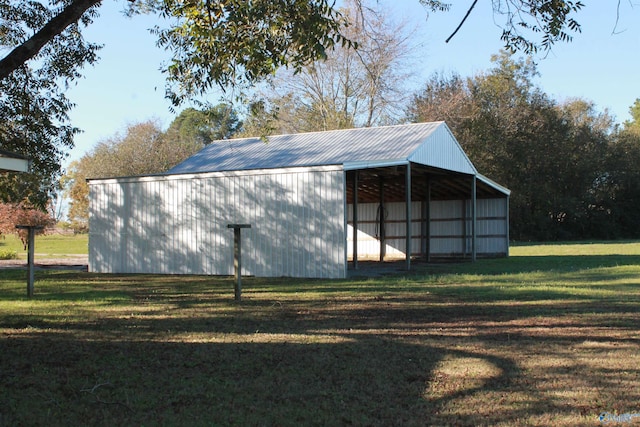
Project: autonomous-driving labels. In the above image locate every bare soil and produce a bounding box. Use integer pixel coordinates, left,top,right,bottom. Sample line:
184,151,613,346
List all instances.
0,255,88,270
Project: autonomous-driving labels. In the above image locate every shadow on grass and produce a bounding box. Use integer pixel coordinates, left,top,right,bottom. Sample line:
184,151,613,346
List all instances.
1,298,634,426
415,254,640,276
0,319,570,426
1,257,639,425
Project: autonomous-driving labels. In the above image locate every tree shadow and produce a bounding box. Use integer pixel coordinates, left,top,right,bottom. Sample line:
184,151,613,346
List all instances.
1,276,638,425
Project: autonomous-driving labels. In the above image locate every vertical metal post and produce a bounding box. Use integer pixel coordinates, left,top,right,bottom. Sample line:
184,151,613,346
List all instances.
353,171,359,270
15,225,42,298
471,175,477,262
424,176,431,262
233,227,241,301
505,195,510,257
405,163,412,271
227,224,251,302
427,177,431,262
462,199,467,259
26,228,35,298
379,176,386,262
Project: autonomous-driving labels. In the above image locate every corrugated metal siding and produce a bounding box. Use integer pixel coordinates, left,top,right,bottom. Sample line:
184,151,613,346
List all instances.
347,202,425,259
346,198,508,259
408,124,476,175
430,200,466,256
431,198,508,257
89,166,346,278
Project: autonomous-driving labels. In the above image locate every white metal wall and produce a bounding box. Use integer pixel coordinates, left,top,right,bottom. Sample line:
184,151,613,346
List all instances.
346,198,508,259
89,166,346,278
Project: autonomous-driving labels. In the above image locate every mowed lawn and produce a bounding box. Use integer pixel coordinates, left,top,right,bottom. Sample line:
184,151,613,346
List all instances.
0,241,639,426
0,232,88,258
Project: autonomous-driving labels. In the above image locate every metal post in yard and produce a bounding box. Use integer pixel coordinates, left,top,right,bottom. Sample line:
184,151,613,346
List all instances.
15,225,43,298
227,224,251,302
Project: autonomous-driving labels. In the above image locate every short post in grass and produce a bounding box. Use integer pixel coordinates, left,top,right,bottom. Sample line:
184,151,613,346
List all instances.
15,225,44,298
227,224,251,302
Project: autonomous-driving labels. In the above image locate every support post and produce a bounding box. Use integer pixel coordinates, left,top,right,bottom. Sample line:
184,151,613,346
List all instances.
353,171,359,270
227,224,251,302
422,176,431,262
505,195,510,257
378,176,386,262
405,163,412,271
427,178,431,262
462,199,467,258
15,225,43,298
471,175,477,262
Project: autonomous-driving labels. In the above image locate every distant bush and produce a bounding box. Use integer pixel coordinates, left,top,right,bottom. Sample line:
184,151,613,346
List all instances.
0,249,17,260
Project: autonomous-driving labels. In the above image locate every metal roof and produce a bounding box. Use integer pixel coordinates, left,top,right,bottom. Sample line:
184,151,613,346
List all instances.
167,122,477,176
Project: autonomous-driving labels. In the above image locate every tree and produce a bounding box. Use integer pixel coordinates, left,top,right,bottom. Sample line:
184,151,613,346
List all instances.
407,71,473,132
602,101,640,238
242,0,415,134
554,99,615,238
426,0,584,54
0,0,350,88
623,98,640,134
60,161,89,233
0,0,590,207
409,51,618,241
0,202,55,248
0,0,100,208
0,1,588,83
165,104,242,146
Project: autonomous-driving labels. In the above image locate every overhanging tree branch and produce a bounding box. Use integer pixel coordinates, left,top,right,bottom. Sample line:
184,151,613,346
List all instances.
446,0,478,44
0,0,101,81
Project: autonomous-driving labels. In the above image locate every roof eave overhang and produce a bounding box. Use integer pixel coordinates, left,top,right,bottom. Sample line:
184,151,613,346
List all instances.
477,173,511,196
343,159,409,171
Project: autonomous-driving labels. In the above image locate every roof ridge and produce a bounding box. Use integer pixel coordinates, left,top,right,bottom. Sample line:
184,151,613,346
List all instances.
222,121,445,143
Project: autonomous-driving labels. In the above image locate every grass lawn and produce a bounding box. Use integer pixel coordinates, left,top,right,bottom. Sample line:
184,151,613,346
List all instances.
0,241,639,426
0,232,88,258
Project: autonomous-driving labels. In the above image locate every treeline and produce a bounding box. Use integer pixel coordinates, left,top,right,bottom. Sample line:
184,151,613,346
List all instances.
64,50,640,241
408,52,640,241
223,51,640,242
3,1,636,242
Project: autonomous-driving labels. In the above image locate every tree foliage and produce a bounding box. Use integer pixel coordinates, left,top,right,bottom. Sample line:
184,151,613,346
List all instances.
0,202,55,247
408,51,635,241
418,0,584,54
0,0,100,208
148,0,354,105
0,0,591,210
624,98,640,134
602,101,640,238
241,0,415,135
165,104,242,146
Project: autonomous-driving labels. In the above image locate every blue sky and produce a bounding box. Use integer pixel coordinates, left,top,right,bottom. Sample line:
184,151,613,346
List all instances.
65,1,640,166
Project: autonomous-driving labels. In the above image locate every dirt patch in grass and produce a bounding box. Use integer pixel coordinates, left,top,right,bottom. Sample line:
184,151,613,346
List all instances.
0,255,88,270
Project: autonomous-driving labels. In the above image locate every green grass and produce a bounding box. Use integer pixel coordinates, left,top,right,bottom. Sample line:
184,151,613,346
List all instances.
0,232,88,258
0,241,639,426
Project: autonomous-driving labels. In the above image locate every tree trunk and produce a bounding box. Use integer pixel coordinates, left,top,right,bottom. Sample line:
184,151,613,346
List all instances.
0,0,102,81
